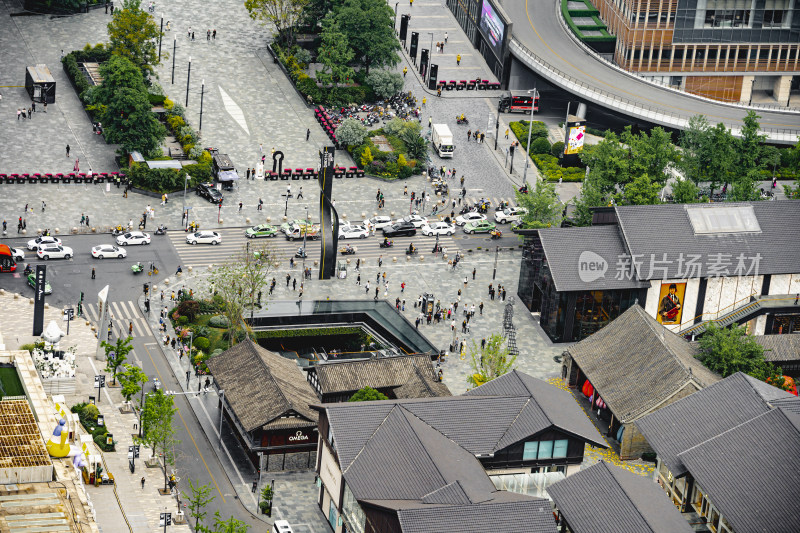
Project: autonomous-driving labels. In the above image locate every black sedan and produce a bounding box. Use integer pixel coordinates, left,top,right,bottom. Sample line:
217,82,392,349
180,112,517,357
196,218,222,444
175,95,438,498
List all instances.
196,182,224,204
382,221,417,237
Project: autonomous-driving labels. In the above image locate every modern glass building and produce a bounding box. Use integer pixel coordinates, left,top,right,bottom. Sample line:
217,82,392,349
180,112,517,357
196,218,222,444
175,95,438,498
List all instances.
592,0,799,103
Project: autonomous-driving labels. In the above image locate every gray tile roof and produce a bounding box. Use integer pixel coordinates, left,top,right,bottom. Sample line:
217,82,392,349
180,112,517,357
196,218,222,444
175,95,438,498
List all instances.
566,305,719,422
635,372,795,477
536,225,650,291
771,397,800,414
677,408,800,533
314,354,450,397
614,201,800,280
393,364,452,399
548,462,693,533
753,334,800,362
206,339,318,432
393,499,558,533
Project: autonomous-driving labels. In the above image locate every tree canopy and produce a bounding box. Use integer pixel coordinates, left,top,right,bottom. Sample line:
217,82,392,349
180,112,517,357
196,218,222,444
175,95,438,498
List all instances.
334,0,400,72
696,323,781,383
107,0,162,75
315,17,355,88
244,0,307,45
467,334,516,388
515,180,563,229
349,386,389,402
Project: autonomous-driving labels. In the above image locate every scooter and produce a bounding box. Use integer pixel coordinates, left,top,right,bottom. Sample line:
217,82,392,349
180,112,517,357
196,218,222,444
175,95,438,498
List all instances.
405,248,419,256
490,229,503,240
131,262,144,275
295,248,307,258
111,225,126,236
379,240,394,248
154,224,168,235
339,246,356,255
456,116,469,125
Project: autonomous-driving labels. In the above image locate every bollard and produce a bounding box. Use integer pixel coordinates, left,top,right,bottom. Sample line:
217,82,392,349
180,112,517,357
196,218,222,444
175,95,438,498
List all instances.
54,228,60,234
73,227,79,234
219,218,224,224
246,218,251,224
187,266,193,272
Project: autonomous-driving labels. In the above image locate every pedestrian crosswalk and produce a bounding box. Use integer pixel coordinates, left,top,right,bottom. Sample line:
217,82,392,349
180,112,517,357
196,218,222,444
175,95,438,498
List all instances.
168,227,463,269
83,300,150,339
462,197,517,209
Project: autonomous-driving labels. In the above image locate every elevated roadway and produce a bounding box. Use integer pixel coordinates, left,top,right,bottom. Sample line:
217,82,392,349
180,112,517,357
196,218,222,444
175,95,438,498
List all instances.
500,0,800,144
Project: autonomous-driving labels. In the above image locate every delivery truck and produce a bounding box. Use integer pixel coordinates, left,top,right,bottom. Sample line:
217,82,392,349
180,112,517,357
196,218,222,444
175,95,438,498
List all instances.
431,124,454,158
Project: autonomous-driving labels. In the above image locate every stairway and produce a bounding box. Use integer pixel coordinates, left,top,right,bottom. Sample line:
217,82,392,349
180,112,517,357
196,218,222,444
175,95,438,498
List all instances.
680,294,799,337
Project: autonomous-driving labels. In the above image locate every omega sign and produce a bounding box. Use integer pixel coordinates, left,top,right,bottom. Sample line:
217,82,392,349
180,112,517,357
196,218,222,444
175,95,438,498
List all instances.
288,430,310,442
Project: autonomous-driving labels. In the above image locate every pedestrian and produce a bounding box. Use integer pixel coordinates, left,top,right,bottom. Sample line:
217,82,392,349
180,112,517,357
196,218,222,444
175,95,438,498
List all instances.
293,278,297,291
128,321,133,335
110,2,114,13
456,54,461,65
286,273,291,286
207,29,211,41
355,258,360,270
403,67,407,77
238,202,243,212
246,168,250,180
404,185,408,196
428,117,432,127
43,101,47,112
257,198,263,211
85,215,89,226
297,187,303,199
472,267,476,280
505,128,509,139
191,31,195,41
175,265,182,275
409,0,413,6
467,129,471,141
28,107,32,119
1,220,5,234
141,477,145,489
31,101,36,113
375,287,379,299
16,108,20,121
365,281,370,294
212,29,216,39
356,273,361,285
437,87,442,97
479,301,484,315
378,255,383,267
306,128,311,141
91,268,96,279
444,31,448,43
422,97,426,107
401,282,405,292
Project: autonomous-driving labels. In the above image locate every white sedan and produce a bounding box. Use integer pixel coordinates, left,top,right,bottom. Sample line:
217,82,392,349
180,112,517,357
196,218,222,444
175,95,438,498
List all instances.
455,211,486,226
394,215,428,228
363,216,393,231
421,221,455,236
27,235,61,251
339,225,369,239
91,244,127,259
186,231,222,245
495,207,528,224
37,244,73,260
116,231,151,246
11,248,25,262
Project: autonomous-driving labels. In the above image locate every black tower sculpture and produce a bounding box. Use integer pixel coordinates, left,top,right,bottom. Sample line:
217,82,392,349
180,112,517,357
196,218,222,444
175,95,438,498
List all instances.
318,146,338,279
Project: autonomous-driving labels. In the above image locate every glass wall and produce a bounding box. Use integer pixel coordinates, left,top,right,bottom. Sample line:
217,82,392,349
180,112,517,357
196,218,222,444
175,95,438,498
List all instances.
341,483,366,533
490,468,567,499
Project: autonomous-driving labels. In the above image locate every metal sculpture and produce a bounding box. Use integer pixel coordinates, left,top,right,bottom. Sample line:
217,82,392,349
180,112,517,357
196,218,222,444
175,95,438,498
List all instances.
271,151,285,175
318,147,338,279
503,296,518,358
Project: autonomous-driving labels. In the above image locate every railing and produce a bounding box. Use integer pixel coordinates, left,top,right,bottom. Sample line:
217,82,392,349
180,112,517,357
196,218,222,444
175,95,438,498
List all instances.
679,294,800,336
677,291,758,332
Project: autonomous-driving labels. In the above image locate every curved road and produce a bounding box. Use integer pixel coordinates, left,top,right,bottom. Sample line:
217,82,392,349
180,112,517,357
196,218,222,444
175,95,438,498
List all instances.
501,0,800,142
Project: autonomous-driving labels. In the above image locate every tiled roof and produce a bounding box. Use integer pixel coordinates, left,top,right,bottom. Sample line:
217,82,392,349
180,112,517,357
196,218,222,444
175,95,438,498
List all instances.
548,462,693,533
536,225,650,291
678,408,800,533
206,339,318,432
314,354,450,397
392,498,557,533
325,372,607,476
771,396,800,414
635,372,794,477
614,201,800,279
393,364,452,399
753,334,800,362
566,305,719,422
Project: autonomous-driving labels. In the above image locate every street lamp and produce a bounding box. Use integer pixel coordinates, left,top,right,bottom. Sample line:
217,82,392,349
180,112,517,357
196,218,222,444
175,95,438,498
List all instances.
302,205,308,278
158,13,164,62
427,32,434,82
218,390,226,447
171,39,176,84
181,173,190,229
199,79,205,131
522,87,537,185
185,56,192,107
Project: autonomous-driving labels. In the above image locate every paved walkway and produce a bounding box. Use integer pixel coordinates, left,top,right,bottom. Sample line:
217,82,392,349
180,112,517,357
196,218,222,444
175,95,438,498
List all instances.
0,289,192,533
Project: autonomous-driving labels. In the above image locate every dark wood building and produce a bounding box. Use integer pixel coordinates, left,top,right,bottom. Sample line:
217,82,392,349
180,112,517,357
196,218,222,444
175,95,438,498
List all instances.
206,339,319,472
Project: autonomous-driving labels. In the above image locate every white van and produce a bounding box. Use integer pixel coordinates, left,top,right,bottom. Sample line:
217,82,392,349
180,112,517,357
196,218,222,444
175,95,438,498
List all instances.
271,520,293,533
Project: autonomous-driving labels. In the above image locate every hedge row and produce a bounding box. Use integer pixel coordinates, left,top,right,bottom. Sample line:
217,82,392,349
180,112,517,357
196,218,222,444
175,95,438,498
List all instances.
509,121,585,182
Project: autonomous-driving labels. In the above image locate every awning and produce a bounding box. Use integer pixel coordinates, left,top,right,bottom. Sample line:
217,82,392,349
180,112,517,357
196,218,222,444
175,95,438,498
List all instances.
218,170,239,182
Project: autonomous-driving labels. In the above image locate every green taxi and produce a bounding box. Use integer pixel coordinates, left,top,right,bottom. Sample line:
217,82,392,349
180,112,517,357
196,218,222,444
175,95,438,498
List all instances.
246,224,279,239
27,273,53,294
463,220,497,234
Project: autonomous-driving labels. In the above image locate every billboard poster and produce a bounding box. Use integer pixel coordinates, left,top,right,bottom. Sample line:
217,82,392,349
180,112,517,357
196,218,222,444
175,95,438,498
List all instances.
565,125,586,154
33,265,46,336
657,282,686,325
479,0,506,59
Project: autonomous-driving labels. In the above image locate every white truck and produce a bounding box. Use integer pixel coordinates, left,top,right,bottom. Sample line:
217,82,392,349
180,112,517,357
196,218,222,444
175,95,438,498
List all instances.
432,124,454,158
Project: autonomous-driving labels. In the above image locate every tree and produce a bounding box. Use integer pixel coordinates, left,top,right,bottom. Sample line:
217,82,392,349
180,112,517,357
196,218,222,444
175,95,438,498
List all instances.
107,0,162,75
623,126,679,186
336,118,368,147
118,363,148,404
365,70,403,99
467,334,517,388
315,17,355,88
405,135,428,160
515,180,563,229
704,122,738,196
138,389,179,492
183,478,215,531
335,0,400,73
580,131,630,194
679,114,712,186
696,323,779,381
101,335,133,385
571,177,606,227
349,386,388,402
245,0,307,46
207,244,278,348
96,55,147,103
729,111,768,202
360,146,374,166
101,86,166,156
617,174,662,205
211,511,250,533
671,178,700,204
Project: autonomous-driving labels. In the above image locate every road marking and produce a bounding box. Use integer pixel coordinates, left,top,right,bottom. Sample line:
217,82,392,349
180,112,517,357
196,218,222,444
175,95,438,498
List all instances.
142,343,226,503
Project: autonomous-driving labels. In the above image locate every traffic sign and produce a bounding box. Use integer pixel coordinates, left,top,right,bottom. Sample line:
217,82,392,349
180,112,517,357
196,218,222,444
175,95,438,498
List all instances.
160,512,172,526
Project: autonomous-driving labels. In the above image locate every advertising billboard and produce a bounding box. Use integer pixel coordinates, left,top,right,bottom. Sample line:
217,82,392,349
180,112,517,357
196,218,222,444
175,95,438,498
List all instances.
479,0,507,59
565,124,586,154
657,282,686,325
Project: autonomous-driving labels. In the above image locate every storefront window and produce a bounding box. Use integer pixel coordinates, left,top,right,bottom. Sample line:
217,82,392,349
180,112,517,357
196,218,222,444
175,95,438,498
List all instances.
341,483,366,533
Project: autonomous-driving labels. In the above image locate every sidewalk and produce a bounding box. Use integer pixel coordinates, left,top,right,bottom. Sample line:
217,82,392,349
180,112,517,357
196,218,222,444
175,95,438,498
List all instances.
0,289,191,533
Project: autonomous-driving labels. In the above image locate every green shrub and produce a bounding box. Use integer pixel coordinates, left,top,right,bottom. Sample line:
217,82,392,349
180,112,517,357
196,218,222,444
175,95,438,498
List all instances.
94,433,115,452
551,141,565,157
71,402,88,414
177,300,200,321
189,325,211,338
81,404,100,422
208,315,230,328
530,137,552,155
193,337,210,351
92,426,108,439
177,316,189,326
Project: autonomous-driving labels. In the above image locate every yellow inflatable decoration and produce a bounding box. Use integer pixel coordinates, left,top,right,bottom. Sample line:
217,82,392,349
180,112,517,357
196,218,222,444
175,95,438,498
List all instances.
46,418,70,457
